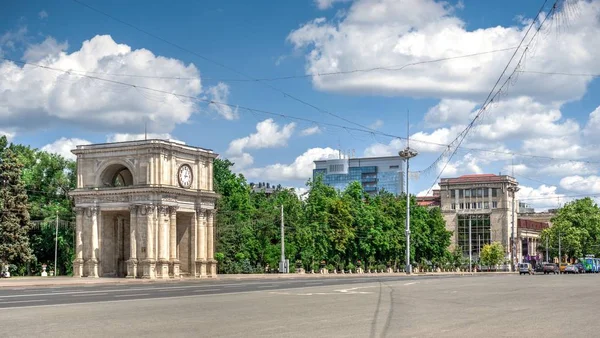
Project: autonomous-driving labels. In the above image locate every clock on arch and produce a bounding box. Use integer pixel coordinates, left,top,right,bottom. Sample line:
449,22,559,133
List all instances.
177,164,193,188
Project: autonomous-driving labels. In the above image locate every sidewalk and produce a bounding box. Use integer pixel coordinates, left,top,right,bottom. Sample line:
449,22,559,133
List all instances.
0,271,515,288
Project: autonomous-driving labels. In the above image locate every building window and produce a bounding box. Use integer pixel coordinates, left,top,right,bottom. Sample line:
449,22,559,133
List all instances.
465,203,471,210
465,189,471,197
484,201,489,209
451,203,456,210
457,214,491,257
459,190,464,198
492,201,498,209
389,165,399,169
472,202,477,209
451,190,456,198
477,189,483,197
492,188,498,197
477,202,482,209
484,188,489,197
459,203,464,210
329,164,344,172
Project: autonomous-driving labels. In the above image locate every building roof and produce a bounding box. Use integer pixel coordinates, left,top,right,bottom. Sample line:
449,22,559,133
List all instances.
416,192,441,207
440,173,516,185
518,219,550,231
72,139,216,156
314,155,403,164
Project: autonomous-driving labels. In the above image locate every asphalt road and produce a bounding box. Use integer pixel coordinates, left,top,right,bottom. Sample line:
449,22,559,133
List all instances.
1,273,599,337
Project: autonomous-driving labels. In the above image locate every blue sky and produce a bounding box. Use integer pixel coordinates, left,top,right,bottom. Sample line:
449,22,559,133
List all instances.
2,0,600,210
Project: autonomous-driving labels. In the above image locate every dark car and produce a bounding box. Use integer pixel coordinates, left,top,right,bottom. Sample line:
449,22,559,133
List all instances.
575,263,585,273
543,263,559,274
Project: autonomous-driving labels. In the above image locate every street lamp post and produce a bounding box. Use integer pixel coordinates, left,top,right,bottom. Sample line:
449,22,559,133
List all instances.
399,146,418,274
507,185,519,272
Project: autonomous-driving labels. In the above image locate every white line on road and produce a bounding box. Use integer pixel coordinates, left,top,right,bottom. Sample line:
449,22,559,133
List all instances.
257,285,274,288
304,282,324,286
193,289,221,292
404,282,418,286
2,299,47,304
72,293,108,297
114,293,149,298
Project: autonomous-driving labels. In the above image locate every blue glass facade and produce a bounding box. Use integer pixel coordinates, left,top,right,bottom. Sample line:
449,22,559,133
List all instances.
313,158,404,195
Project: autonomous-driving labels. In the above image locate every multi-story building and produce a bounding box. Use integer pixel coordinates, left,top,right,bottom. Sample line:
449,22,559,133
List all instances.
313,156,404,196
439,174,519,262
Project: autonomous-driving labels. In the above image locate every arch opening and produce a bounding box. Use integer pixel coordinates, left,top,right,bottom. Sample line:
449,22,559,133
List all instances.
100,163,134,187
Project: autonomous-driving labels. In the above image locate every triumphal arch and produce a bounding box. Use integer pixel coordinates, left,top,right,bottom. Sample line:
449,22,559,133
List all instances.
69,139,219,279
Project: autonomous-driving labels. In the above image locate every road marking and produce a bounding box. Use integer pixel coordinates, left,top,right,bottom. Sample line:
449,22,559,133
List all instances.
72,293,108,297
257,285,274,288
193,289,221,292
114,293,149,298
305,282,324,286
2,299,46,304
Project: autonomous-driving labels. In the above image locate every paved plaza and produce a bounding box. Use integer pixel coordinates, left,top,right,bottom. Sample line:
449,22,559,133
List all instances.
0,274,596,337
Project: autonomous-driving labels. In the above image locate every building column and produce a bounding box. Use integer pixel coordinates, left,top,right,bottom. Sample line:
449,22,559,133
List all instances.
127,205,138,278
190,209,197,277
169,206,179,278
207,209,217,277
73,207,84,277
116,215,124,277
196,208,207,277
141,204,156,279
88,206,100,278
157,205,170,279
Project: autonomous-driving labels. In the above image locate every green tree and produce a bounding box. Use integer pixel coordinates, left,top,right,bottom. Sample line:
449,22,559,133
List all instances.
0,136,34,272
480,242,504,267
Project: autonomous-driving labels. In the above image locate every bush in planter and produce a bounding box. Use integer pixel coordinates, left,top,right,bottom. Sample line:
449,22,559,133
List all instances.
346,262,355,272
377,264,386,272
326,264,335,272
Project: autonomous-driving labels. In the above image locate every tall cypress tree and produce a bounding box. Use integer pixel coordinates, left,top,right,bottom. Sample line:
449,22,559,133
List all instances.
0,136,33,270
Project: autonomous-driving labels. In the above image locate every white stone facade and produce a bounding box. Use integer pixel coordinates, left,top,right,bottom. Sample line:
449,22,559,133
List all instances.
70,140,219,279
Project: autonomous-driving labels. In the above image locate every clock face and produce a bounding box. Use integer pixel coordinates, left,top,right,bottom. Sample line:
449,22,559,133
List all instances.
178,164,193,188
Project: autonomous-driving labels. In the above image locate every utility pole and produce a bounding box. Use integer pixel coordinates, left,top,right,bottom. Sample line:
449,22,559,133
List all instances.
507,185,519,272
546,236,549,263
399,111,418,274
279,204,287,273
478,235,481,260
54,211,59,277
558,231,562,264
469,215,472,273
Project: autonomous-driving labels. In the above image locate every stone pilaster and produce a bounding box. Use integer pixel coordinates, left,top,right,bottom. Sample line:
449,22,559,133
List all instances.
116,215,125,277
72,207,84,277
140,204,156,279
207,209,217,277
157,205,170,279
87,206,100,278
169,206,180,278
196,207,207,278
126,205,138,278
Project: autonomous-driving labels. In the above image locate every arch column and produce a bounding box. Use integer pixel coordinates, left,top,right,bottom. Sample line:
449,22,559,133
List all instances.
195,207,207,278
169,206,180,278
87,206,100,278
127,205,138,278
157,205,170,279
140,204,156,279
207,209,217,277
73,207,84,277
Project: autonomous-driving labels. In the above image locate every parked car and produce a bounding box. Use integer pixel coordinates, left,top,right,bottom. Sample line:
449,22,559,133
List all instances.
559,263,569,274
543,263,559,274
575,263,585,273
565,265,579,274
519,263,535,275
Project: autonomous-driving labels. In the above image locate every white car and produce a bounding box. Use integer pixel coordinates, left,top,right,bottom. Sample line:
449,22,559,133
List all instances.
519,263,534,275
564,265,579,274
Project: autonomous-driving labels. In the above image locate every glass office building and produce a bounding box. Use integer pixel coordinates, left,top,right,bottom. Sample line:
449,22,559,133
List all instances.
313,156,404,195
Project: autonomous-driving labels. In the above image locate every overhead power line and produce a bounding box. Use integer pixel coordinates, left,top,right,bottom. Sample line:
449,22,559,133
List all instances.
3,56,600,167
423,0,559,195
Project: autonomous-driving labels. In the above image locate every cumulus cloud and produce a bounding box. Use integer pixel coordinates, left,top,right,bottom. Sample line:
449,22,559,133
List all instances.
206,82,238,120
23,36,68,62
227,119,295,155
41,137,91,160
38,10,48,19
560,175,600,194
288,0,600,102
105,133,184,144
0,34,202,134
0,130,16,142
314,0,351,10
425,99,477,126
369,119,384,130
0,26,28,57
244,147,339,181
300,125,322,136
518,184,567,211
417,183,440,196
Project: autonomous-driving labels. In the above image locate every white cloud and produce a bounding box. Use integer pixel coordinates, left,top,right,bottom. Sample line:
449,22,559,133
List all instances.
23,36,68,62
206,82,238,120
228,153,254,170
39,10,48,19
424,99,476,126
106,133,184,144
560,175,600,194
518,184,567,211
369,119,384,130
0,34,201,134
363,138,403,157
0,130,16,142
244,147,339,181
288,0,600,102
227,119,295,155
0,26,27,57
300,125,322,136
583,106,600,142
417,183,439,196
315,0,351,10
41,137,91,160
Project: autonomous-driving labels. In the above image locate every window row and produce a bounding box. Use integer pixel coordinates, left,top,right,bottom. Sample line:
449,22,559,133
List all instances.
451,201,498,210
450,188,499,198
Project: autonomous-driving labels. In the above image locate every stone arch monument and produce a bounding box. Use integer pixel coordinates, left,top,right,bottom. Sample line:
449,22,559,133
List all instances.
69,139,219,279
